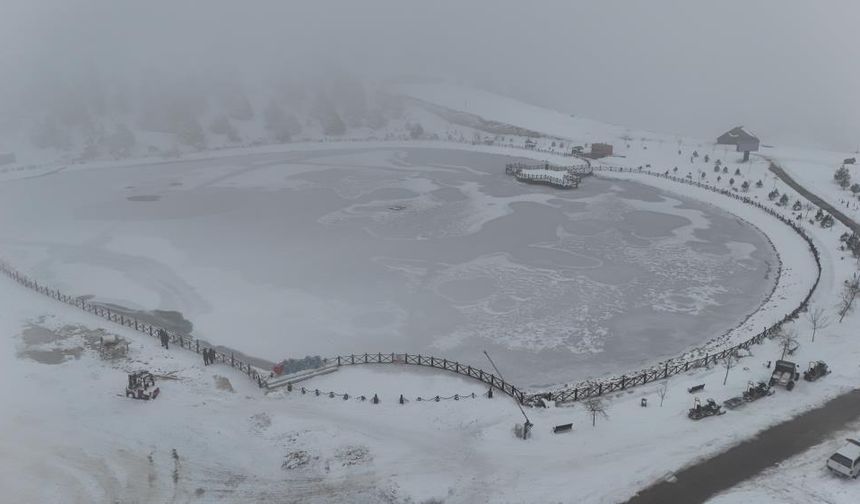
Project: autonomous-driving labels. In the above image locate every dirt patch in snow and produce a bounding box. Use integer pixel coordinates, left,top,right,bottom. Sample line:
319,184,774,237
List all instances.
249,412,271,433
17,323,110,365
21,325,64,345
282,450,312,470
335,445,372,467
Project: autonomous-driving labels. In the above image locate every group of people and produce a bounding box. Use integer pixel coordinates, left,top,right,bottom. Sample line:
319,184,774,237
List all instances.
157,328,169,349
203,347,217,366
157,327,217,366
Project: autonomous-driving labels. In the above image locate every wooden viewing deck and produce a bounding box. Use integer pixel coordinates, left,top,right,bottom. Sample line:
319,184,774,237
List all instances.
505,162,593,189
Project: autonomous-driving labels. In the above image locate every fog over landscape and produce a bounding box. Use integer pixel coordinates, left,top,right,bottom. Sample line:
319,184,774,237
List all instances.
1,0,858,151
5,2,860,504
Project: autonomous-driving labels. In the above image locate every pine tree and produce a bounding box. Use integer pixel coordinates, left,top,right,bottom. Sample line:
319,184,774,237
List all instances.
313,91,346,136
835,166,851,189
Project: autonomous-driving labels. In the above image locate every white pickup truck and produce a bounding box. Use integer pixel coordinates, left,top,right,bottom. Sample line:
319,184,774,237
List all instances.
826,438,860,478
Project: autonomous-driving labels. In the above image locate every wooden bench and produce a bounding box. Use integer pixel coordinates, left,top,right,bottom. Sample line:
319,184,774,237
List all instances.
552,423,573,434
688,384,705,394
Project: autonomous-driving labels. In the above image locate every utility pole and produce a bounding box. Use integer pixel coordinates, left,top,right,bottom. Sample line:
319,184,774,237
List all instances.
483,350,532,439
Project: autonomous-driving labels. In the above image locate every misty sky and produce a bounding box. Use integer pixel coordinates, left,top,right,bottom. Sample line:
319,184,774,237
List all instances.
1,0,858,151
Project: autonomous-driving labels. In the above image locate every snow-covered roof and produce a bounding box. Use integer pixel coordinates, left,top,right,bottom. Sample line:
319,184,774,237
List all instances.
835,439,860,460
721,126,758,141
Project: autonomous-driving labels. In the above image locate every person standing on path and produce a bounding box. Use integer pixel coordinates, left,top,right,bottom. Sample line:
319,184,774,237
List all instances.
158,329,169,349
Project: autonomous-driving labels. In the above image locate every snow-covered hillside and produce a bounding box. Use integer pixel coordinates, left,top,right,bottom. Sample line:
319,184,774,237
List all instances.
393,82,677,145
4,82,860,503
0,78,506,167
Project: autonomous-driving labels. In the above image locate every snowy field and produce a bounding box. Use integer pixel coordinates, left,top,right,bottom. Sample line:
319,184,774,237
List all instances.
0,147,780,387
0,235,856,504
768,145,860,219
3,82,860,503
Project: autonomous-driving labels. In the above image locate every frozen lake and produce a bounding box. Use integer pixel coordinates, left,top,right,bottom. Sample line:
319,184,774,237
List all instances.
0,147,777,387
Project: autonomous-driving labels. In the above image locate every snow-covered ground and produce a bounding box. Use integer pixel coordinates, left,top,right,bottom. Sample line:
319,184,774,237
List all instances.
394,83,647,145
2,243,858,503
708,420,860,504
768,145,860,221
4,82,860,503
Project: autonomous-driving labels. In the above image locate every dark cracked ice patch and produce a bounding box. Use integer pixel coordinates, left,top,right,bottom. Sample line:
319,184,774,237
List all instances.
127,194,161,202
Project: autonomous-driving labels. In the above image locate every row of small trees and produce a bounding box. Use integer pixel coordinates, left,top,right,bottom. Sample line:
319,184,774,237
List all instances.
834,165,860,194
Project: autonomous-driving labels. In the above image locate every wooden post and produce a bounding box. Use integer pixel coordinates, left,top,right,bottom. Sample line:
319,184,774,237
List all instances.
231,353,235,367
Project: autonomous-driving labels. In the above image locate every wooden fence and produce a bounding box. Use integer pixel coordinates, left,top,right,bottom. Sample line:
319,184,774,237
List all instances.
0,261,268,387
528,167,823,405
0,144,824,407
328,352,525,402
0,258,525,401
505,161,593,189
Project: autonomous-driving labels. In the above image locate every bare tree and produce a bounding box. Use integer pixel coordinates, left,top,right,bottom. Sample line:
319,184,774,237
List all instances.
657,381,669,407
584,398,609,427
776,327,799,360
806,305,831,342
722,352,736,385
838,274,860,323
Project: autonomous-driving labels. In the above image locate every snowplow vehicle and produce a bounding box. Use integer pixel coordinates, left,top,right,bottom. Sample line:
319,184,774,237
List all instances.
126,371,159,400
688,398,725,420
769,360,800,391
803,361,830,382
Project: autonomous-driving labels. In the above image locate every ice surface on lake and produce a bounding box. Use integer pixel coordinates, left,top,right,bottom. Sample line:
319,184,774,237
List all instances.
0,148,776,386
